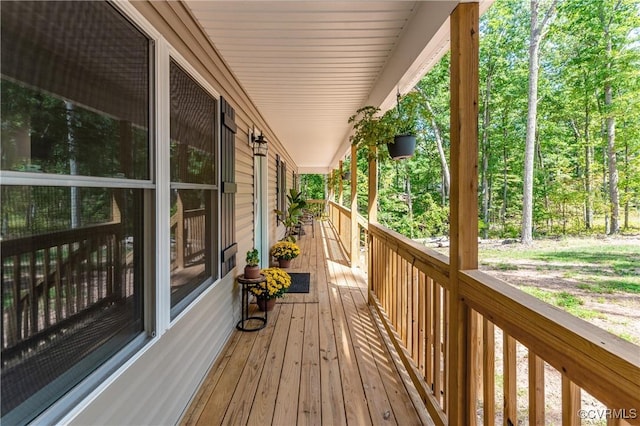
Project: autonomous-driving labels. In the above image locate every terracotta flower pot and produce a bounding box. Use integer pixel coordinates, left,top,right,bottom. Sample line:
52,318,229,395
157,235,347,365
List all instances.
257,298,276,312
244,265,261,279
277,258,292,268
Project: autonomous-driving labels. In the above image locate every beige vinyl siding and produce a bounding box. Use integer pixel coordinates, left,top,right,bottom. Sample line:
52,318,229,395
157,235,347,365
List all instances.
70,274,236,425
69,2,299,424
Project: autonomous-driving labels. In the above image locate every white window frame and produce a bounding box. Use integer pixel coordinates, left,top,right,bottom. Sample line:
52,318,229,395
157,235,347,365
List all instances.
1,2,162,424
1,1,226,422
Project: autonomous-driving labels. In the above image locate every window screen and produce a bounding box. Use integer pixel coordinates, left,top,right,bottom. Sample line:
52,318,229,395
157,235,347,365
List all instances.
1,1,150,180
169,61,217,317
0,2,149,423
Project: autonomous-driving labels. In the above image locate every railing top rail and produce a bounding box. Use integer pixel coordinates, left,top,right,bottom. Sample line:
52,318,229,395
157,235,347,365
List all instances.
1,222,121,258
325,200,368,230
368,221,449,278
357,215,368,230
460,269,640,411
327,200,350,215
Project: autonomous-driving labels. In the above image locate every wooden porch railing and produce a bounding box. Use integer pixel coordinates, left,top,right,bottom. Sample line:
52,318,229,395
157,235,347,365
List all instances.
327,205,640,425
170,207,206,269
1,223,130,358
325,201,368,269
305,199,327,218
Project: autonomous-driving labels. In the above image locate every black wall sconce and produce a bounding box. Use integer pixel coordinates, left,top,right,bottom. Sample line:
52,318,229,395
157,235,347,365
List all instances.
249,126,268,157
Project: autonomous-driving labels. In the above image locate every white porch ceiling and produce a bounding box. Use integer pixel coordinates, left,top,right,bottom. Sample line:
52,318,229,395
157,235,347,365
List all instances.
185,1,465,173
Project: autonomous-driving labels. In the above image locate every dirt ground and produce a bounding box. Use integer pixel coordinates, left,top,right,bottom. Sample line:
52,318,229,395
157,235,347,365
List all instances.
477,237,640,345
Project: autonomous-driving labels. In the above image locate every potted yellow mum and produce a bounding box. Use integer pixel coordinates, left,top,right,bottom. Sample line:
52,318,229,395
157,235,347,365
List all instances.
270,241,300,268
249,267,291,311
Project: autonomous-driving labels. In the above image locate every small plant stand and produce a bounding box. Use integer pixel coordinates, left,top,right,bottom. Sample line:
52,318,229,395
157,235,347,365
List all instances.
236,274,268,332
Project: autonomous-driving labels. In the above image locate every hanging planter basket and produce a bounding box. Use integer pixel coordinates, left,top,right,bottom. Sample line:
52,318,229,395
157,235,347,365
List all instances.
387,134,416,160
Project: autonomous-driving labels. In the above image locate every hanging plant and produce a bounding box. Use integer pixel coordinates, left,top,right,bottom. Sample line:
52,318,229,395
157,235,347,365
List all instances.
348,106,393,161
348,93,418,162
387,90,417,160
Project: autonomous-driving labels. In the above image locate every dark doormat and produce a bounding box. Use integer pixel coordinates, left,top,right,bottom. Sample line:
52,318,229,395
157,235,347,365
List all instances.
287,272,310,293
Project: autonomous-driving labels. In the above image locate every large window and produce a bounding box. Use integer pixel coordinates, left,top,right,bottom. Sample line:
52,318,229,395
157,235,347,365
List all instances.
169,60,217,317
1,2,150,423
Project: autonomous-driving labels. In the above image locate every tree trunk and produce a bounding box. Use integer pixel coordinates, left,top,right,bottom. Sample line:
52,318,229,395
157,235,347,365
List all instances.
522,1,540,244
65,101,79,229
522,0,557,244
570,114,593,231
418,89,451,198
624,139,629,229
502,144,508,233
585,142,593,230
602,5,619,235
405,163,414,238
481,70,493,239
536,138,550,232
584,93,593,230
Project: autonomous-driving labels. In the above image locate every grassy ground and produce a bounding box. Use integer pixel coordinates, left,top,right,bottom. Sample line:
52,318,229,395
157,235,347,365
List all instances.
477,236,640,344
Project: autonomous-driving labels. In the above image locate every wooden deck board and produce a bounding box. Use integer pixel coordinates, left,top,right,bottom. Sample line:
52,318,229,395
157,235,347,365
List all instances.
222,305,283,425
298,303,321,425
181,220,431,425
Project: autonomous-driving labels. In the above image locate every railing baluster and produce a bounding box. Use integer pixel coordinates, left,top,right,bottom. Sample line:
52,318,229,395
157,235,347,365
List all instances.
443,289,450,412
55,246,63,321
483,318,495,425
65,244,73,315
29,250,38,335
529,352,545,425
75,242,82,313
98,235,104,300
469,310,481,422
503,334,517,426
418,271,426,376
561,376,580,426
411,267,419,364
43,248,51,328
426,275,434,388
400,255,406,346
12,254,22,346
434,281,442,406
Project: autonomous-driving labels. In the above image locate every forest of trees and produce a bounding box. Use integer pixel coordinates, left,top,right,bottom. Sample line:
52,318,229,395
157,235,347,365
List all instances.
304,0,640,241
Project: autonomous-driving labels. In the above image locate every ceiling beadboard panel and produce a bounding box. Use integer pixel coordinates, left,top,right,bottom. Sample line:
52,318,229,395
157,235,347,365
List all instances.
185,1,458,173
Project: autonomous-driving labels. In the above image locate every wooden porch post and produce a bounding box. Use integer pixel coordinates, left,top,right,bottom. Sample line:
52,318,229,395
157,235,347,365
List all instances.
367,148,377,223
350,145,359,267
448,3,479,425
367,146,377,304
327,171,335,202
338,160,344,205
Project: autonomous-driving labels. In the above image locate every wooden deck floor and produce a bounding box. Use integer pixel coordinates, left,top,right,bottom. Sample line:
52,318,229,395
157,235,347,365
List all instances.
181,220,432,426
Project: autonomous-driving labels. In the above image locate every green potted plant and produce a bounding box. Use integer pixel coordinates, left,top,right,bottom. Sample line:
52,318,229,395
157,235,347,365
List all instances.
348,96,417,161
387,92,417,160
244,248,261,279
249,267,291,311
275,188,307,241
348,105,393,161
270,240,300,268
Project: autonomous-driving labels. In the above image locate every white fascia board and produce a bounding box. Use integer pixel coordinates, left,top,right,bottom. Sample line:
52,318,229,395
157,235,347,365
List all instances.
366,1,456,113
